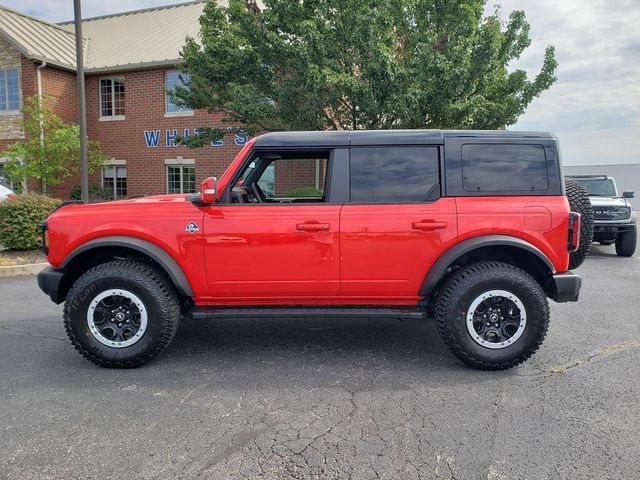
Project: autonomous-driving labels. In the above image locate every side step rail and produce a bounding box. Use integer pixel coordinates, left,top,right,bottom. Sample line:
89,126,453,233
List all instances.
188,307,427,320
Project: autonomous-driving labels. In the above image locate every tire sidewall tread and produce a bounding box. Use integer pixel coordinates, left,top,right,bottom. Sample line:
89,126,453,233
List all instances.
615,225,637,257
566,180,594,269
63,260,180,368
435,261,550,370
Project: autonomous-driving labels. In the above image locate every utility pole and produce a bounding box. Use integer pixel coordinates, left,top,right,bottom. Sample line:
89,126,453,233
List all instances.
74,0,89,203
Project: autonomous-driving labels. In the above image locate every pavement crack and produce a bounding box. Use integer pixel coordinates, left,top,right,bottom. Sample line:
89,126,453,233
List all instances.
550,339,640,374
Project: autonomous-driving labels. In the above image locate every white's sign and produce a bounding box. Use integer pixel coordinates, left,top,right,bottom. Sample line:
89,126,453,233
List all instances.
143,127,249,149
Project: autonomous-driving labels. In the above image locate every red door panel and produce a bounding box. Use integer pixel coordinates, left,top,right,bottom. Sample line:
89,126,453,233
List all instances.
339,198,458,302
202,205,341,303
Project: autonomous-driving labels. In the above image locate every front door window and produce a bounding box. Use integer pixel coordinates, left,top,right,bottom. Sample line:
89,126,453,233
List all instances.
231,152,328,204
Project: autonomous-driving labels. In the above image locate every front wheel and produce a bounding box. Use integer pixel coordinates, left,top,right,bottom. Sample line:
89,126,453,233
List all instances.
64,260,180,368
615,225,637,257
435,262,550,370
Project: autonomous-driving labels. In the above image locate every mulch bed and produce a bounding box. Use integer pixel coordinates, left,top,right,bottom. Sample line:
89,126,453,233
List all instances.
0,250,47,267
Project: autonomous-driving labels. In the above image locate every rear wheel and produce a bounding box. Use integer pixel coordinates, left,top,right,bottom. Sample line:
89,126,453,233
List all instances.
64,260,180,368
566,180,594,269
435,262,549,370
615,225,637,257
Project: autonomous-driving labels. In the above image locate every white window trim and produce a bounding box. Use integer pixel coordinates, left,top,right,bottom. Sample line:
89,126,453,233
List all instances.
101,159,127,199
166,161,196,194
99,77,125,120
165,70,193,115
99,115,125,122
107,159,127,166
163,110,194,118
164,157,195,165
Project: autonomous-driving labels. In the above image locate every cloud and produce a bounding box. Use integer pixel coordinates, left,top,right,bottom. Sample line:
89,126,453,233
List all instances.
492,0,640,165
4,0,173,22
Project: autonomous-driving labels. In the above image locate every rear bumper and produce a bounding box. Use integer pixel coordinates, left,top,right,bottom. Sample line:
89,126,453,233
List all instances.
37,266,65,304
551,271,582,303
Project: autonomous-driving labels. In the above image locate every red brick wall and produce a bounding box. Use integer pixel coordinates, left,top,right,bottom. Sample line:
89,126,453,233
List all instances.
84,68,246,198
9,63,322,199
3,58,82,196
42,64,83,198
274,159,327,196
42,66,78,124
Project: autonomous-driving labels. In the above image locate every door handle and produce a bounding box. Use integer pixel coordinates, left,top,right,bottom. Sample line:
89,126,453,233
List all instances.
296,223,330,232
412,221,447,231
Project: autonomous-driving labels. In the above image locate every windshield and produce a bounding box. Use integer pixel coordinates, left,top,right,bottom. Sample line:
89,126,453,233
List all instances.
573,178,617,197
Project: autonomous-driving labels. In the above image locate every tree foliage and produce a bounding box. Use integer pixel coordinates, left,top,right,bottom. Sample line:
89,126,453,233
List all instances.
174,0,557,143
2,96,106,193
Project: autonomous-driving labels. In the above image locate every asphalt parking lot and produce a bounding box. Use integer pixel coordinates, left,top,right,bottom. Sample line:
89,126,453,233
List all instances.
1,240,639,480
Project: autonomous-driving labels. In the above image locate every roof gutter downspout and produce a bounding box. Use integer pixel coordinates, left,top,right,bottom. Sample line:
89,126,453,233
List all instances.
36,60,47,195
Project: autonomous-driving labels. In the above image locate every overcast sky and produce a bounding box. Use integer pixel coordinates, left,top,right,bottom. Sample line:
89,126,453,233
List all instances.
4,0,639,166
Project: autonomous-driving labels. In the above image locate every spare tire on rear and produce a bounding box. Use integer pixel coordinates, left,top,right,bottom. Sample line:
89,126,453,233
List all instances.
566,180,594,269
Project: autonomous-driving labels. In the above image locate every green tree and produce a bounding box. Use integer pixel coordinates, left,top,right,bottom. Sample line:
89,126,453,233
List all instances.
174,0,557,145
2,96,107,194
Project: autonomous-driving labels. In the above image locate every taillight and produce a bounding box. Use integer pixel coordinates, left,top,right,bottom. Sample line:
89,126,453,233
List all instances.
568,212,581,252
7,193,15,199
42,222,49,255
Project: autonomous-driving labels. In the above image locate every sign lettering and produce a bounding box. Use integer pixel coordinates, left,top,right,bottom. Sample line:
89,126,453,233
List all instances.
143,127,249,149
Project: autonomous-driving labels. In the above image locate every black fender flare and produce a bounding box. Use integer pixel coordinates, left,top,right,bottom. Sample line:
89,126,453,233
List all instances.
419,235,556,297
61,236,194,297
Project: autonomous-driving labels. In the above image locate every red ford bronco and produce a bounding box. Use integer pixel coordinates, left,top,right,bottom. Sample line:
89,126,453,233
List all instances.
38,130,588,370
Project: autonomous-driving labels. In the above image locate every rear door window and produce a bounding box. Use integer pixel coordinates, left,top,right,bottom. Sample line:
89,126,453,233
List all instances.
350,147,440,203
461,144,549,192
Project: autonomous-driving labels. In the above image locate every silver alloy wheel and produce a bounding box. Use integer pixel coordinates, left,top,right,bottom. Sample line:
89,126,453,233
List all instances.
87,289,148,348
466,289,527,349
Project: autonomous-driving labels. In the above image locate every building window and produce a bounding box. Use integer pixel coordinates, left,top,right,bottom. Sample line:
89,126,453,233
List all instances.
167,165,196,194
165,70,192,114
102,165,127,199
0,163,13,190
0,68,20,112
100,78,125,118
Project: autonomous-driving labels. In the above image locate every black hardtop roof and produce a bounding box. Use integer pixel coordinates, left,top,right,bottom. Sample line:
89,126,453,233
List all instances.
254,129,556,147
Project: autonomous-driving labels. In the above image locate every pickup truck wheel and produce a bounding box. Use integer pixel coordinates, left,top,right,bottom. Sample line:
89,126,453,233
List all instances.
615,225,637,257
63,260,180,368
566,180,594,269
434,261,549,370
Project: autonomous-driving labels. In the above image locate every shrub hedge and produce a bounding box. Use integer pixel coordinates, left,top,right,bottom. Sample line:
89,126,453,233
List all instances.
70,184,113,201
0,194,62,250
282,186,324,197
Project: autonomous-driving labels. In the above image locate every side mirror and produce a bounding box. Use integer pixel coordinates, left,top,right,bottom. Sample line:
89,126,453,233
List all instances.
200,177,218,203
623,191,635,199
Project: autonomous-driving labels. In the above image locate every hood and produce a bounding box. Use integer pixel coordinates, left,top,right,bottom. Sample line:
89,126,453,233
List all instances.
117,194,190,204
587,196,630,208
47,194,193,221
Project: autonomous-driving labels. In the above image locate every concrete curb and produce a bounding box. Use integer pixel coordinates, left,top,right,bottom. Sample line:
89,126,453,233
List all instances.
0,262,48,278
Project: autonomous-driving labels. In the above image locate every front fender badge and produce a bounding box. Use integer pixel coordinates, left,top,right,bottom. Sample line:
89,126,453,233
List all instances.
185,222,199,233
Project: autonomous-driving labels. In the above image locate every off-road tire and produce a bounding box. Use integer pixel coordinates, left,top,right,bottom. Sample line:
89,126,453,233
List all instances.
435,261,550,370
64,260,180,368
615,225,637,257
566,180,594,269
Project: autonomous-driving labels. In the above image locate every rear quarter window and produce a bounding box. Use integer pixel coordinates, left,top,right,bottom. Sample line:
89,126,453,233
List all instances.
461,144,549,192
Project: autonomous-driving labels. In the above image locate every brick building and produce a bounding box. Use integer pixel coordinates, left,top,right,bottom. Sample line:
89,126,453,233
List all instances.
0,1,257,199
